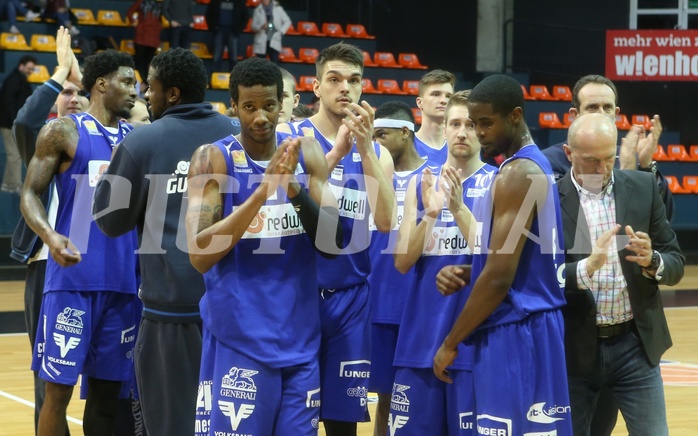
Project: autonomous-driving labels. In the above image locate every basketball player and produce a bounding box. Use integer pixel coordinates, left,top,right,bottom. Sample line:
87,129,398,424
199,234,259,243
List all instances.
414,69,456,165
20,49,140,436
185,57,340,436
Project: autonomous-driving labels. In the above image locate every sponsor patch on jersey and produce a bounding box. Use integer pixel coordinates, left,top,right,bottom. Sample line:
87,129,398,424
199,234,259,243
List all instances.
83,120,100,136
88,160,110,187
240,203,305,239
231,150,248,167
423,224,471,257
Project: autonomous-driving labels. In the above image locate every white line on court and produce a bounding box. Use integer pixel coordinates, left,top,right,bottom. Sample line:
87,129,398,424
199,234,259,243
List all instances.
0,389,83,425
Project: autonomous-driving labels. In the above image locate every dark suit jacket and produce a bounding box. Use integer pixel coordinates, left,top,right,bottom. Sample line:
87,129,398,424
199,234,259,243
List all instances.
558,169,684,375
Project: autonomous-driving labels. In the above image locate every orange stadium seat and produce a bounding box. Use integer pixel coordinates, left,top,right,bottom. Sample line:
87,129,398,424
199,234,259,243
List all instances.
27,65,50,83
297,21,324,36
243,19,252,33
209,102,227,114
632,114,653,130
666,144,697,161
402,80,420,95
298,47,320,64
362,51,377,67
134,69,143,85
322,23,348,38
72,8,98,25
615,114,632,130
285,22,300,35
563,113,575,127
297,76,316,92
412,108,422,125
521,84,534,100
374,52,402,68
346,23,375,39
666,176,692,194
190,42,213,59
690,145,698,161
246,0,261,6
196,0,211,4
377,79,406,95
0,32,31,50
552,85,572,101
652,145,672,162
361,78,381,94
211,72,230,90
192,15,208,30
97,10,129,26
539,112,566,129
682,176,698,194
120,39,135,55
529,85,557,101
279,47,302,63
30,34,57,52
398,53,427,69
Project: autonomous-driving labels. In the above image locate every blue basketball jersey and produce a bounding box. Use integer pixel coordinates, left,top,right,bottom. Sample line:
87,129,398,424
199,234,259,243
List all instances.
45,113,137,294
394,164,496,370
200,132,321,368
367,162,428,324
414,135,448,166
295,119,379,289
468,144,566,330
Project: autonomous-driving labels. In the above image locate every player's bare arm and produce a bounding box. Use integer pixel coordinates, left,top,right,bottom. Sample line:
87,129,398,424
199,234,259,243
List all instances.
298,136,342,256
342,101,397,232
434,159,544,383
186,141,299,273
20,117,80,267
394,174,435,273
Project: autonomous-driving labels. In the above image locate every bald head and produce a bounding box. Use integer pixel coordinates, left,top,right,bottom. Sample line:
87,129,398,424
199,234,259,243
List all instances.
567,112,617,151
564,113,618,192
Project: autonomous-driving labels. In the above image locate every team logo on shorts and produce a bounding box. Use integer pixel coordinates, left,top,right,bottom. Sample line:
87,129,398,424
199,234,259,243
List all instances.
477,414,512,436
390,384,410,413
218,401,255,431
55,307,85,335
388,413,409,436
53,333,80,358
221,367,258,401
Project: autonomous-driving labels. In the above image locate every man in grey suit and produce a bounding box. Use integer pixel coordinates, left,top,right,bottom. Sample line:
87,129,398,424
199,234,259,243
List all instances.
560,113,684,436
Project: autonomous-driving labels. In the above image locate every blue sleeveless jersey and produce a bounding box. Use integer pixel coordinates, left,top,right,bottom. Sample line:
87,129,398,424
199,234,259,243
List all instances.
200,132,321,368
414,136,448,167
296,119,379,289
394,164,496,370
45,113,137,294
367,162,428,324
467,144,566,330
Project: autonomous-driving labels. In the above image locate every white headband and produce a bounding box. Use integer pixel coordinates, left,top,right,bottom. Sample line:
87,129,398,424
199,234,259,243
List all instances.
374,119,415,131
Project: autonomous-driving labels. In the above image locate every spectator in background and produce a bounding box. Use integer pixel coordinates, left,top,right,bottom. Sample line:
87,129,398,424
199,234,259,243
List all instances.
308,94,320,114
128,98,150,123
251,0,291,64
163,0,193,49
127,0,162,95
278,68,299,123
0,0,41,33
206,0,248,73
0,54,37,194
42,0,80,35
291,103,313,122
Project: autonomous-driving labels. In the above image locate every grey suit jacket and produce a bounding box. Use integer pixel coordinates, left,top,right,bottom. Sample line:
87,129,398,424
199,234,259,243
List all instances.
558,169,684,375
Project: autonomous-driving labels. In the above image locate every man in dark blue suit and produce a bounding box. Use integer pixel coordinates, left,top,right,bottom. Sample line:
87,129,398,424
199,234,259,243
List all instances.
560,113,683,436
542,75,673,222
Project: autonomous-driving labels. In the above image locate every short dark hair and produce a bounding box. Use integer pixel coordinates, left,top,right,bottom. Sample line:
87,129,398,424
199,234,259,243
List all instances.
571,74,618,110
292,104,314,119
18,55,38,66
418,69,456,96
375,101,415,124
149,47,208,104
229,57,283,103
315,42,363,77
469,74,524,117
82,49,135,92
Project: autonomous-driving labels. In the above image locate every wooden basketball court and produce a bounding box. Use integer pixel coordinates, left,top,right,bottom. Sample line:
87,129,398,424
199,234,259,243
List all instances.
1,268,697,435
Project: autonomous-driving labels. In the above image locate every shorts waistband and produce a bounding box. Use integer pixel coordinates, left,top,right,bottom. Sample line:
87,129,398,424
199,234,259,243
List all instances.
142,301,201,323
